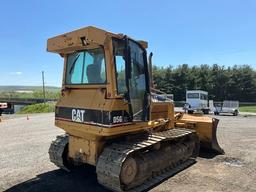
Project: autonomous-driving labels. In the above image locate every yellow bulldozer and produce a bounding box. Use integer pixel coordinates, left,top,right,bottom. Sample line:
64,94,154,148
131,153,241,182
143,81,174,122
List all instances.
47,26,224,192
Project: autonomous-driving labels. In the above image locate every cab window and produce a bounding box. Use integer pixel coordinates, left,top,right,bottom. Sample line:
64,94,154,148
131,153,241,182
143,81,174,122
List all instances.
113,39,127,94
66,48,106,84
200,93,208,100
187,93,199,98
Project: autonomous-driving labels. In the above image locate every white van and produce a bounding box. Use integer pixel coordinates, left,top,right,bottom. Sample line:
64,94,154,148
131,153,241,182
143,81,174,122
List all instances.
185,90,210,114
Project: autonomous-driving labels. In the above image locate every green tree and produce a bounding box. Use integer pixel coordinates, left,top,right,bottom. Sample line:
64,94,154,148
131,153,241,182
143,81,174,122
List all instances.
152,64,256,102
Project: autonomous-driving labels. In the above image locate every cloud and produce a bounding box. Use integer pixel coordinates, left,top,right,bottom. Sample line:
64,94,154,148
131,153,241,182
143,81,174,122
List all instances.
10,72,23,75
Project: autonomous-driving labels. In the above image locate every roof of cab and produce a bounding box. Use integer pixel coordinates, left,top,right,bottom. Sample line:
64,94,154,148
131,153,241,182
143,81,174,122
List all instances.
186,90,208,94
47,26,148,54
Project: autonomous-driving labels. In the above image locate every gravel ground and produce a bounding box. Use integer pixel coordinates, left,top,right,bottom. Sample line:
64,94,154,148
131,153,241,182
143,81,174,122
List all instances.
0,113,256,192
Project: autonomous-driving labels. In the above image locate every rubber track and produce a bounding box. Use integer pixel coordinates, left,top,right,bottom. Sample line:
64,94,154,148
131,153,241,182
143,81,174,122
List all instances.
48,134,69,171
96,128,198,192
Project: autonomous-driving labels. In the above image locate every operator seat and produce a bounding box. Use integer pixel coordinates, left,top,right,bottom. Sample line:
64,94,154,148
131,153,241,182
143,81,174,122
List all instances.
86,64,103,83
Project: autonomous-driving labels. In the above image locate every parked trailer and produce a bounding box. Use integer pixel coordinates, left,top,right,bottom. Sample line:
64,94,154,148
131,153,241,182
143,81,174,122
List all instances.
184,90,210,114
214,100,239,116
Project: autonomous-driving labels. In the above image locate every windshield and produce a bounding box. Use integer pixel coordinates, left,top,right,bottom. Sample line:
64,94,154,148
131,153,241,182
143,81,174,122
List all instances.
187,93,199,99
65,48,106,84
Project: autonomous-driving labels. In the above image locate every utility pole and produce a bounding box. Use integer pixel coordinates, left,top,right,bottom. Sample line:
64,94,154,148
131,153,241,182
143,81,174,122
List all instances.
42,71,46,104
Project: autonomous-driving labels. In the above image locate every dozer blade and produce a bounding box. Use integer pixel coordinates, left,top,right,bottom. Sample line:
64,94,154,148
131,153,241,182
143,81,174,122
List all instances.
175,114,224,154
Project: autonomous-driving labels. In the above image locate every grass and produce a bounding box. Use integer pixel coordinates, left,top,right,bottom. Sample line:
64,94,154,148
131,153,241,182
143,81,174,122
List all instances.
239,106,256,113
0,90,60,99
18,103,55,114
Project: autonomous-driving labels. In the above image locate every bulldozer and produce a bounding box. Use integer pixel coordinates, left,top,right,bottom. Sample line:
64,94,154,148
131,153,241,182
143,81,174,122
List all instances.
47,26,224,192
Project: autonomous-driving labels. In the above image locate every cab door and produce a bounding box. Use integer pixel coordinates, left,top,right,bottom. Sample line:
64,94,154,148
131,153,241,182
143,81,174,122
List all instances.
113,38,150,122
127,40,150,121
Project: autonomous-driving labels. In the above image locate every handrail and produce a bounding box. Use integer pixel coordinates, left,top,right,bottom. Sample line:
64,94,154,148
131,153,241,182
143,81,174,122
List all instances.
150,87,167,95
150,88,173,102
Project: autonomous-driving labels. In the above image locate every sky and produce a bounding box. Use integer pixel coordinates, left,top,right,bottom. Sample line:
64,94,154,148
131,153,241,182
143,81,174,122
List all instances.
0,0,256,87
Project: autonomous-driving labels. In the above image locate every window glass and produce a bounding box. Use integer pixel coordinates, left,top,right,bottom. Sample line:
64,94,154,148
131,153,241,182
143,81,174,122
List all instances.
187,93,199,98
66,48,106,84
100,59,106,81
67,52,84,84
129,40,146,96
128,40,147,120
113,39,127,94
200,93,208,100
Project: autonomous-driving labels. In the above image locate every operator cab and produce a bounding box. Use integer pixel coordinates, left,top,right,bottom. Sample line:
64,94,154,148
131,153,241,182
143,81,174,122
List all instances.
48,26,150,125
65,38,150,121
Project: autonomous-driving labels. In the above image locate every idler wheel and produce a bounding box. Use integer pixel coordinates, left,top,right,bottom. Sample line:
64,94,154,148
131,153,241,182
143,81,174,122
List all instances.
120,156,138,185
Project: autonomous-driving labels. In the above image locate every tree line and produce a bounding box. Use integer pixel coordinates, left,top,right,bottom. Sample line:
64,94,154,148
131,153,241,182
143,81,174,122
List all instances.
153,64,256,102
